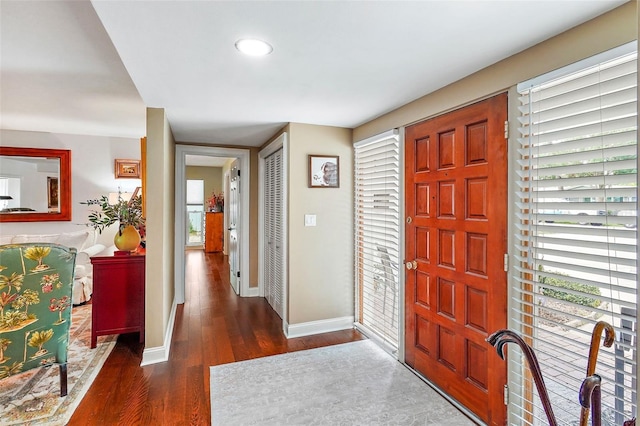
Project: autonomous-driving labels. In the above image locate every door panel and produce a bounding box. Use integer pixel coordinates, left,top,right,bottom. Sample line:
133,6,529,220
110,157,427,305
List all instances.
404,93,508,425
229,161,240,295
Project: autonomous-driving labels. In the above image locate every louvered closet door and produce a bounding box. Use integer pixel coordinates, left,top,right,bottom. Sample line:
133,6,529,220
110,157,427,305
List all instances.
264,149,284,318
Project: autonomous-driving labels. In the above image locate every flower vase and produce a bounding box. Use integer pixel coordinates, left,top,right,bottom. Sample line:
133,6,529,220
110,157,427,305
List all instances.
114,225,141,252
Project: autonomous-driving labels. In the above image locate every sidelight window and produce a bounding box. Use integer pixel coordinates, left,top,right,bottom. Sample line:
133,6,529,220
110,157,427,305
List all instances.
354,130,401,350
513,43,637,425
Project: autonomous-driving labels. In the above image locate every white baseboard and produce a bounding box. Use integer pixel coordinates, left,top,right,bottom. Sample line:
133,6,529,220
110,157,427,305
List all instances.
244,286,260,297
285,316,354,339
140,299,178,366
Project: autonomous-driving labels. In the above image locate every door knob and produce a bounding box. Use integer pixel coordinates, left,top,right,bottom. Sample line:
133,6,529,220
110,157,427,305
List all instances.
405,260,418,270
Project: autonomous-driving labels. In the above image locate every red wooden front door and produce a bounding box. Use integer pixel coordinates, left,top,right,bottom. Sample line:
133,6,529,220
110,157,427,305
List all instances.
404,93,508,425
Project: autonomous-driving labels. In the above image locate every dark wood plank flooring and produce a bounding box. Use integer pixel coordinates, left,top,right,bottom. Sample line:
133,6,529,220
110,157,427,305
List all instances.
69,250,365,425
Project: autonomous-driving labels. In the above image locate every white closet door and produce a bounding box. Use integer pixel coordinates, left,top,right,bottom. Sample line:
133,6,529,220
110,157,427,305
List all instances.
265,154,273,307
272,148,283,317
264,149,284,318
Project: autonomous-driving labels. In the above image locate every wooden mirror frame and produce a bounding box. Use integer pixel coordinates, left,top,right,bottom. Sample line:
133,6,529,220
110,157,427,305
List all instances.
0,147,72,222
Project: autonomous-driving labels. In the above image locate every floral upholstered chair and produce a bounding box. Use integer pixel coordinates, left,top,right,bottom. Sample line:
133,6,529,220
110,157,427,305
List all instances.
0,243,76,396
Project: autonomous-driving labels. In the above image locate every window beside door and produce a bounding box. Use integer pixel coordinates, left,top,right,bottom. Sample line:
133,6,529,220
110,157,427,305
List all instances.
514,44,637,425
186,179,204,245
354,131,401,349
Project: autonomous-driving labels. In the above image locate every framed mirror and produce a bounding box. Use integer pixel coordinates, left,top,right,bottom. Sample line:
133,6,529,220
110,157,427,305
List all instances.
0,147,72,222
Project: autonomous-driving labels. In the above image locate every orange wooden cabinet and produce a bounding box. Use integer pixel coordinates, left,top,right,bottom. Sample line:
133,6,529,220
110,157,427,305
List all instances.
205,212,224,252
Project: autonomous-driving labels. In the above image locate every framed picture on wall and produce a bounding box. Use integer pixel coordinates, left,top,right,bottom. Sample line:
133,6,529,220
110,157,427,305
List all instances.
308,155,339,188
115,159,141,179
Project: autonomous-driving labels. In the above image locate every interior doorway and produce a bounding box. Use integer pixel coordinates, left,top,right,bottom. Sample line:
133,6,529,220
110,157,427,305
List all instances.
174,145,251,304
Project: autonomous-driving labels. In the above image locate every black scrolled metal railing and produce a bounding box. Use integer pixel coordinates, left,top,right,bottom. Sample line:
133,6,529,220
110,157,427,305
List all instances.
487,321,629,426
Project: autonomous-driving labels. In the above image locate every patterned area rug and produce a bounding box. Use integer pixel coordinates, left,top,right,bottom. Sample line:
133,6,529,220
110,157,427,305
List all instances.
0,304,116,425
210,340,476,425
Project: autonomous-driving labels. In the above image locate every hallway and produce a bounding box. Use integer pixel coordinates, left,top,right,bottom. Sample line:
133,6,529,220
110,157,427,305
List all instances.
69,250,365,425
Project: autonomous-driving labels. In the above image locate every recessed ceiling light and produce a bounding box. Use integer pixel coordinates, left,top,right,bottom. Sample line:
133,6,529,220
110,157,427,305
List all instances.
235,39,273,56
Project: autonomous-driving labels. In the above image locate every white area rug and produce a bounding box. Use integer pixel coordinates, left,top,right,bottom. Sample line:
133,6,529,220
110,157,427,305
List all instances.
210,340,476,425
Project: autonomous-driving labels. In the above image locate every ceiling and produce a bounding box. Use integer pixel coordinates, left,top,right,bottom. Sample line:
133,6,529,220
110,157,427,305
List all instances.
0,0,628,148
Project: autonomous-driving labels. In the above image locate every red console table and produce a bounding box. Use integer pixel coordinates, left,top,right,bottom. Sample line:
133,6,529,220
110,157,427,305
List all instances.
90,250,145,348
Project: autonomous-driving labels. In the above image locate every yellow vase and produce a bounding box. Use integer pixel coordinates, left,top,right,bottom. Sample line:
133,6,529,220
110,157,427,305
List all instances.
114,225,141,252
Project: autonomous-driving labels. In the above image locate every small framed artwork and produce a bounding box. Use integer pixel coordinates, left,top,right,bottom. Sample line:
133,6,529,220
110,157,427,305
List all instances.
115,159,141,179
308,155,339,188
47,177,59,211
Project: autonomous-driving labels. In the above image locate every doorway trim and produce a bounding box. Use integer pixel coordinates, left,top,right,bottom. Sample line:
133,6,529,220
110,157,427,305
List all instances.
174,144,251,303
258,132,289,332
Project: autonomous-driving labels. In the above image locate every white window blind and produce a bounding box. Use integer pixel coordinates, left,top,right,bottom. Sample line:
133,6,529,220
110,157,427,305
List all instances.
186,179,205,244
186,179,204,204
354,130,400,349
514,45,637,425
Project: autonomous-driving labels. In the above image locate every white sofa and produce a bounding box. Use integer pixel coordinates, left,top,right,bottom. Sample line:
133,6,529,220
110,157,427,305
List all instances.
0,230,106,305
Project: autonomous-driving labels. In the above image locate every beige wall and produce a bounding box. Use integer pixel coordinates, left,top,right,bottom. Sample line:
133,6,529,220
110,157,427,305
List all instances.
354,1,637,142
145,107,175,348
248,147,260,287
186,166,223,204
287,123,354,324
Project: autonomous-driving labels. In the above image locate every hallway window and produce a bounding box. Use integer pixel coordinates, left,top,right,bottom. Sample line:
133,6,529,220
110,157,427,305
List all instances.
187,179,204,245
354,130,400,349
514,43,637,425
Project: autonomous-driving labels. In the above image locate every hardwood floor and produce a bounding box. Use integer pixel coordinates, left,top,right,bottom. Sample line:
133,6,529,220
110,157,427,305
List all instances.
69,250,365,425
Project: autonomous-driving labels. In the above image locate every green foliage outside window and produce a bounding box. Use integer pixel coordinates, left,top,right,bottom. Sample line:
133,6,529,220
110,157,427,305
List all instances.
540,276,601,308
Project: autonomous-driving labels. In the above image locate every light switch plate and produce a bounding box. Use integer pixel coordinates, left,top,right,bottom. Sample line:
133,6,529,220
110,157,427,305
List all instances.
304,214,316,227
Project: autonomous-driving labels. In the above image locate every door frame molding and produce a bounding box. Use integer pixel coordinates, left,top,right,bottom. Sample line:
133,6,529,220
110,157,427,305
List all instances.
174,144,251,303
258,132,288,332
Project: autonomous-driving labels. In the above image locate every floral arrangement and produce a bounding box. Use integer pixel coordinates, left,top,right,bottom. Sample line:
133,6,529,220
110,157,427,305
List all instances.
81,191,144,234
207,191,224,212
